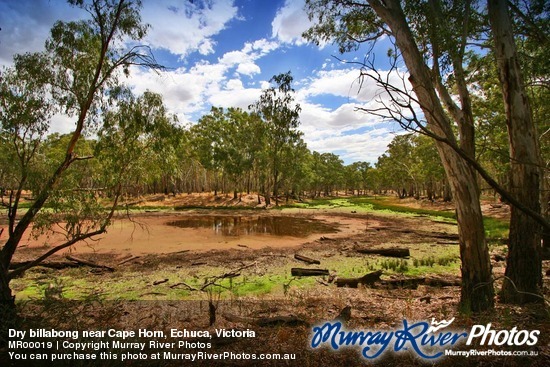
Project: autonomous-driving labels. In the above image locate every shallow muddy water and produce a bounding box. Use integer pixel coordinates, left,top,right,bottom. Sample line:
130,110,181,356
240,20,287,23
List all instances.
166,215,338,237
21,213,364,255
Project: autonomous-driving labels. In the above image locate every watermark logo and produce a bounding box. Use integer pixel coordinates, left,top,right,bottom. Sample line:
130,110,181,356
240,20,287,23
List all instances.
310,318,539,360
427,317,455,333
466,323,539,346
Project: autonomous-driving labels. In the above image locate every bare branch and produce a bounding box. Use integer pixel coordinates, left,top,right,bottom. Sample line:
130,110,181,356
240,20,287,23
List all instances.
8,228,105,279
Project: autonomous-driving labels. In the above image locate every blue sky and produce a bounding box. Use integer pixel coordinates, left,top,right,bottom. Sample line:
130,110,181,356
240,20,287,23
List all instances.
0,0,407,164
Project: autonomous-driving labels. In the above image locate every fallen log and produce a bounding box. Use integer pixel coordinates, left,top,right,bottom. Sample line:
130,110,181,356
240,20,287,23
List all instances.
356,247,410,258
436,241,459,245
335,270,383,288
153,279,169,286
65,255,114,271
425,276,461,287
168,250,190,255
294,254,321,265
170,282,198,291
380,277,425,289
9,261,81,270
117,255,141,265
432,233,459,240
291,268,329,277
377,275,461,289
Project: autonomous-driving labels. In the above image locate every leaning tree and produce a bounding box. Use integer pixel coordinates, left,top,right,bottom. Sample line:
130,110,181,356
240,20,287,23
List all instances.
304,0,549,309
0,0,162,340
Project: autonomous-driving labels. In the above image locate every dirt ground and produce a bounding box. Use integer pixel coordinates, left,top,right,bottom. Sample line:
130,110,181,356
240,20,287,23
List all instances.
4,194,550,367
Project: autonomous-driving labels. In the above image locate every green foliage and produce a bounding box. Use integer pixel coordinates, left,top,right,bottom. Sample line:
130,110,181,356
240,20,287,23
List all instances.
380,259,409,273
190,107,261,194
0,0,165,309
249,72,304,203
95,89,181,197
370,134,446,199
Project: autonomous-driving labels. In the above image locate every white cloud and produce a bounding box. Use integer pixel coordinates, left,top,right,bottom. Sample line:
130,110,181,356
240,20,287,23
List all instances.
226,79,244,90
271,0,313,46
0,1,240,64
306,128,394,163
0,1,82,65
198,39,216,55
142,0,239,57
295,96,391,164
236,62,261,76
50,113,77,135
208,88,262,110
293,65,417,163
302,68,413,103
218,39,279,76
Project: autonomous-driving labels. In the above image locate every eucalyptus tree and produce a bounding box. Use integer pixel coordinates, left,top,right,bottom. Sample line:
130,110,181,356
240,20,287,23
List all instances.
223,108,263,199
304,0,495,311
189,107,226,196
0,53,55,223
0,0,162,327
250,72,303,206
319,153,346,196
488,0,545,302
95,89,178,199
304,0,549,308
309,151,326,197
411,134,446,200
345,161,371,195
282,140,312,201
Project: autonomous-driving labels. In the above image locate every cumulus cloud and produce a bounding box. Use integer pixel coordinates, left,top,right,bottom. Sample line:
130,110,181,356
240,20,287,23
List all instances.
142,0,239,57
128,61,226,125
0,1,82,65
302,68,412,103
208,87,262,110
306,128,395,163
294,65,416,163
297,96,398,163
226,79,244,90
218,39,279,76
126,39,277,124
271,0,313,45
236,62,261,76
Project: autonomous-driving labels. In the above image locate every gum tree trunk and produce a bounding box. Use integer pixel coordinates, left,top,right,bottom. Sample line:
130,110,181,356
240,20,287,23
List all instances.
368,0,494,311
488,0,542,303
0,262,16,347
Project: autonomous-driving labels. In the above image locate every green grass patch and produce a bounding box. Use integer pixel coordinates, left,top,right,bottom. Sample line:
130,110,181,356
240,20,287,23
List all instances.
293,196,509,240
349,197,456,218
483,217,509,240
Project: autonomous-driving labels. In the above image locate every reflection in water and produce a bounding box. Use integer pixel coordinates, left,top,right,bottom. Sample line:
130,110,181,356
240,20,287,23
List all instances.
166,216,338,237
